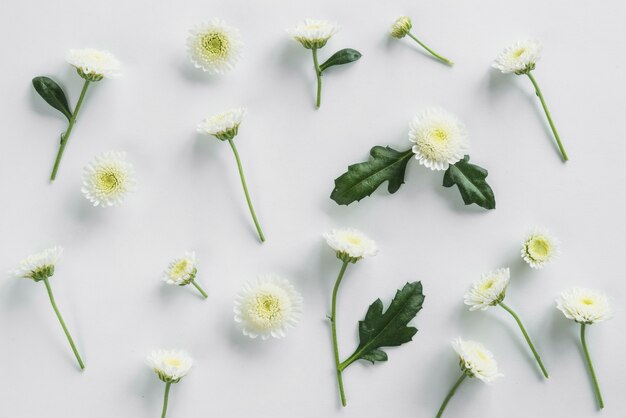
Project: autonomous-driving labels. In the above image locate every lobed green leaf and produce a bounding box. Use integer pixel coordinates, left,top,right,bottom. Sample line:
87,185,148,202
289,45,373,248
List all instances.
442,155,496,210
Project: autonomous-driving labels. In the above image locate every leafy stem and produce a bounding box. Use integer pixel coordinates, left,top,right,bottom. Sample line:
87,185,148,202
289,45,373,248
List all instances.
191,280,208,299
580,323,604,409
161,381,172,418
43,278,85,370
50,79,91,181
436,373,467,418
407,32,453,66
330,260,350,406
526,71,568,162
498,301,548,378
312,48,322,108
227,138,265,243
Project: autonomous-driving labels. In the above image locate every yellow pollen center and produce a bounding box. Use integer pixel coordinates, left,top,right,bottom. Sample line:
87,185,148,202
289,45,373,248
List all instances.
513,48,526,58
255,294,281,320
200,32,229,57
481,280,495,291
97,171,119,191
172,260,188,276
432,128,449,142
528,238,551,260
347,236,362,245
581,298,594,306
165,358,181,367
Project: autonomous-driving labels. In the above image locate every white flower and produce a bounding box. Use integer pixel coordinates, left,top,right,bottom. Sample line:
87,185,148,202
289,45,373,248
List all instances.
147,349,193,383
234,275,303,340
11,246,63,281
197,107,246,141
163,252,197,285
288,19,340,49
556,288,612,324
324,228,378,262
492,40,542,74
521,228,559,269
452,337,503,383
187,19,243,74
66,48,121,80
81,151,136,207
390,16,412,39
408,107,469,171
464,268,510,311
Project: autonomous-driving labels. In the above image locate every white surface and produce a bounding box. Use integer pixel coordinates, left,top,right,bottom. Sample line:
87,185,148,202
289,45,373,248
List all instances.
1,0,625,417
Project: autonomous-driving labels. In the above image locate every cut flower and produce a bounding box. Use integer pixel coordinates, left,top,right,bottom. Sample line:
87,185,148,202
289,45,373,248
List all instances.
521,228,559,269
187,19,243,74
323,228,378,262
66,48,121,81
556,287,611,325
464,268,509,310
81,151,136,207
452,337,502,382
288,19,340,49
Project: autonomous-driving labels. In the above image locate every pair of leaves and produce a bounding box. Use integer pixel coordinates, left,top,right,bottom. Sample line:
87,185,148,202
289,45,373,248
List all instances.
443,156,496,209
320,48,362,72
32,76,72,121
344,281,424,367
330,146,496,209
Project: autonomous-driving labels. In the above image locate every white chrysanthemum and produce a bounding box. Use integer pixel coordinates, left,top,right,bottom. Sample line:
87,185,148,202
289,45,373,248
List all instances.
147,349,193,383
187,19,243,74
492,40,542,74
521,228,559,269
390,16,412,39
163,252,197,285
11,246,63,281
81,151,136,207
324,228,378,262
66,48,121,80
234,275,303,340
408,107,469,171
288,19,340,49
197,107,246,141
452,337,503,383
464,268,510,311
556,288,612,325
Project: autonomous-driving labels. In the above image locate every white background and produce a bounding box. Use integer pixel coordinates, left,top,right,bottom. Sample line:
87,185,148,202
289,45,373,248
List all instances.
1,0,625,417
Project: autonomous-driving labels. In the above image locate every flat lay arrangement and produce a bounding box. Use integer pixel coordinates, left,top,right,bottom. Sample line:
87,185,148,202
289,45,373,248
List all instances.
3,2,623,417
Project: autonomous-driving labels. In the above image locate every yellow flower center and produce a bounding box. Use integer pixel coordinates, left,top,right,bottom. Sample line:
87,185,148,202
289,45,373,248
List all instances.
581,297,594,306
513,47,526,58
346,235,362,245
255,294,281,320
480,279,495,291
528,237,551,261
165,358,181,367
432,127,449,143
172,260,189,276
97,170,120,192
200,32,229,58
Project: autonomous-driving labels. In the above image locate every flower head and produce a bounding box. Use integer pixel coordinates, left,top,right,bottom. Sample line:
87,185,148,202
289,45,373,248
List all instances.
197,107,246,141
81,151,136,207
324,228,378,263
66,48,121,81
163,252,197,286
234,275,303,340
408,107,469,171
187,19,243,74
11,246,63,281
556,288,612,325
521,228,559,269
464,268,510,311
288,19,340,49
452,337,502,383
390,16,412,39
147,349,193,383
492,40,542,75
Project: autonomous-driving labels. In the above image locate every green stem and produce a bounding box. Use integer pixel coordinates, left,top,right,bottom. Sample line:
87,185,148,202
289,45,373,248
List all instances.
498,301,548,378
227,138,265,243
42,278,85,370
50,79,91,181
526,72,568,162
407,32,453,66
312,48,322,108
161,381,172,418
191,280,208,299
436,373,466,418
330,260,350,406
581,324,604,409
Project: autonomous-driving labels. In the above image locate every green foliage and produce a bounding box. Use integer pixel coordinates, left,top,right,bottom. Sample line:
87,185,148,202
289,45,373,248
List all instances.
443,156,495,209
320,48,362,72
32,76,72,120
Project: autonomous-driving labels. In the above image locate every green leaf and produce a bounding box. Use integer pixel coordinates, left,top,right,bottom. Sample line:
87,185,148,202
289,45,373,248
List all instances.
331,146,413,205
32,76,72,120
319,48,362,72
344,282,425,367
442,155,495,209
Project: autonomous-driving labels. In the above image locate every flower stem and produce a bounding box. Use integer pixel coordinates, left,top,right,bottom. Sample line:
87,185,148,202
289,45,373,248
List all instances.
191,280,208,299
581,323,604,409
312,48,322,108
50,79,91,181
407,32,453,66
227,138,265,243
436,373,467,418
498,301,548,378
161,381,172,418
330,260,350,406
526,71,568,162
42,278,85,370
